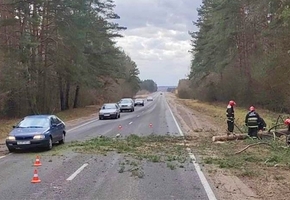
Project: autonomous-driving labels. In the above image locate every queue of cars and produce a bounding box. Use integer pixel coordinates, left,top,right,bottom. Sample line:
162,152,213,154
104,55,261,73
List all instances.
98,96,153,120
5,95,155,152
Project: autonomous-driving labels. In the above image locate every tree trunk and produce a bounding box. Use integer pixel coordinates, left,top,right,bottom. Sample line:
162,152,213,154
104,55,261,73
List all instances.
59,76,65,111
212,134,248,142
65,81,70,110
73,85,80,108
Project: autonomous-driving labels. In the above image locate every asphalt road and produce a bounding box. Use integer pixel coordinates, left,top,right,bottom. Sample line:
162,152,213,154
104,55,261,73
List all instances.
0,93,216,200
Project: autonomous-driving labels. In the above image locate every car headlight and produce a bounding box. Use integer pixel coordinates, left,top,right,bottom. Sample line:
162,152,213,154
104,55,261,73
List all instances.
33,135,45,140
6,136,15,140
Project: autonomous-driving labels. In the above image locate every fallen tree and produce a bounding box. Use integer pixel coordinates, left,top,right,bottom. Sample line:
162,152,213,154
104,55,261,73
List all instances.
212,130,290,143
212,134,248,142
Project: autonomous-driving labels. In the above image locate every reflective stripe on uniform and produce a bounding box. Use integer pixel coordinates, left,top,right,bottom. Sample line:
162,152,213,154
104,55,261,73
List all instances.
248,125,258,128
248,117,258,121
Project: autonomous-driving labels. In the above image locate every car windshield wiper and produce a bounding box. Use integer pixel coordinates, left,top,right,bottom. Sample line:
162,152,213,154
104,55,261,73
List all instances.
26,126,43,128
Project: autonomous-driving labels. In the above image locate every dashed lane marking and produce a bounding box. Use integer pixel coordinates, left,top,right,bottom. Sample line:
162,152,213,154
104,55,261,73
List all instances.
66,163,89,181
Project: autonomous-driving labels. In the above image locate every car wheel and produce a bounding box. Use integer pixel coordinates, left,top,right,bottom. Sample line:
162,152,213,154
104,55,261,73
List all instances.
142,104,144,106
118,113,120,118
99,116,103,120
7,147,14,153
59,133,65,144
47,137,53,151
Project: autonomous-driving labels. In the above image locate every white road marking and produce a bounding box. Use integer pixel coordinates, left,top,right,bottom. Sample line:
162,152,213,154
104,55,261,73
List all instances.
187,148,217,200
166,100,183,136
66,163,89,181
129,121,133,125
165,97,217,200
0,153,12,160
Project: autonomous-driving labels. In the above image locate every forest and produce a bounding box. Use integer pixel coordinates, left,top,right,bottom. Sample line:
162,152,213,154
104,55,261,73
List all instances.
186,0,290,112
0,0,141,117
139,79,157,93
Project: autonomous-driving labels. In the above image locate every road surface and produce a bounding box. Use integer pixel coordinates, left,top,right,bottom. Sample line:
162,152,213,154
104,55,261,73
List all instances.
0,93,216,200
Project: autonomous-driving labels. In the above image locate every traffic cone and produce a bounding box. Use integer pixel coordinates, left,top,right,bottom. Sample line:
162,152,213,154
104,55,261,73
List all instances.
31,169,41,183
33,155,42,166
149,123,153,128
118,125,122,130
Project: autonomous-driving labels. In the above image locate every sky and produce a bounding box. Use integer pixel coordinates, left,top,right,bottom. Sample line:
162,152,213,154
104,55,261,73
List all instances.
113,0,202,86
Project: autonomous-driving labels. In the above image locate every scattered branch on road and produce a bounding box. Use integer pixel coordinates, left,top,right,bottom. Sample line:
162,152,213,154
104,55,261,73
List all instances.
69,134,190,171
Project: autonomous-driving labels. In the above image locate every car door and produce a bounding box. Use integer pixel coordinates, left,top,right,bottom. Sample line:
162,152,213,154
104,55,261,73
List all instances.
50,117,58,142
52,116,63,140
115,104,120,114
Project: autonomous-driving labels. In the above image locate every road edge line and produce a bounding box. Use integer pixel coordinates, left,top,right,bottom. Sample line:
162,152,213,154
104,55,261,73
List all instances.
66,163,89,181
165,95,217,200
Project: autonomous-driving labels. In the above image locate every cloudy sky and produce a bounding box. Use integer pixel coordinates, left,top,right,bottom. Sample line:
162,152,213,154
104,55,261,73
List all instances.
113,0,202,86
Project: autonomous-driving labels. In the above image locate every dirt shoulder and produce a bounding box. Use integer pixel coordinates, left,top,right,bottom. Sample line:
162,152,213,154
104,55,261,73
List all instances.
166,93,290,200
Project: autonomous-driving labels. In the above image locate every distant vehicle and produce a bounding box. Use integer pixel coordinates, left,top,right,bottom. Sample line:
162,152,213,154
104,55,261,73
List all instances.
160,92,163,95
147,96,153,101
6,115,66,152
99,103,120,120
134,99,145,106
118,98,134,112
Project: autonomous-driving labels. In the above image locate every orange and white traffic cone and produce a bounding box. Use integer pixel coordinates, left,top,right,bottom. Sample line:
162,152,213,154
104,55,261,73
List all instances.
149,123,153,128
33,155,42,166
31,169,41,183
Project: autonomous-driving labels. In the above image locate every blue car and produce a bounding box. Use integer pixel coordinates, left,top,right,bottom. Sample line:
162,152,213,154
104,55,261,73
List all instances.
5,115,66,152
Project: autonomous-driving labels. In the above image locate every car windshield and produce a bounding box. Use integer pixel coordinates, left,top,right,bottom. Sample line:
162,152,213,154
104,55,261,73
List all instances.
120,99,131,103
16,117,50,128
102,104,116,109
135,99,142,101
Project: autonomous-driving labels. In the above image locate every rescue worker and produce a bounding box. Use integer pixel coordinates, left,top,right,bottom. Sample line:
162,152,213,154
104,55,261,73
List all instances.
245,106,261,138
284,119,290,145
226,100,236,135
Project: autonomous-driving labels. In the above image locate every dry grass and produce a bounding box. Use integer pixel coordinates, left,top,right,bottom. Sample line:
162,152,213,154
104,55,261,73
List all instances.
0,106,98,140
178,99,288,132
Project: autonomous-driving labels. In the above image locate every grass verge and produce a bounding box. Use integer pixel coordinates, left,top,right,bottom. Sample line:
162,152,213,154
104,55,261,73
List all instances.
178,98,289,132
196,136,290,178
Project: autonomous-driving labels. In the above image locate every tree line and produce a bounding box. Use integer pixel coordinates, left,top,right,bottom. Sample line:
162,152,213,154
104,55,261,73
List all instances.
139,79,157,93
0,0,140,117
187,0,290,112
